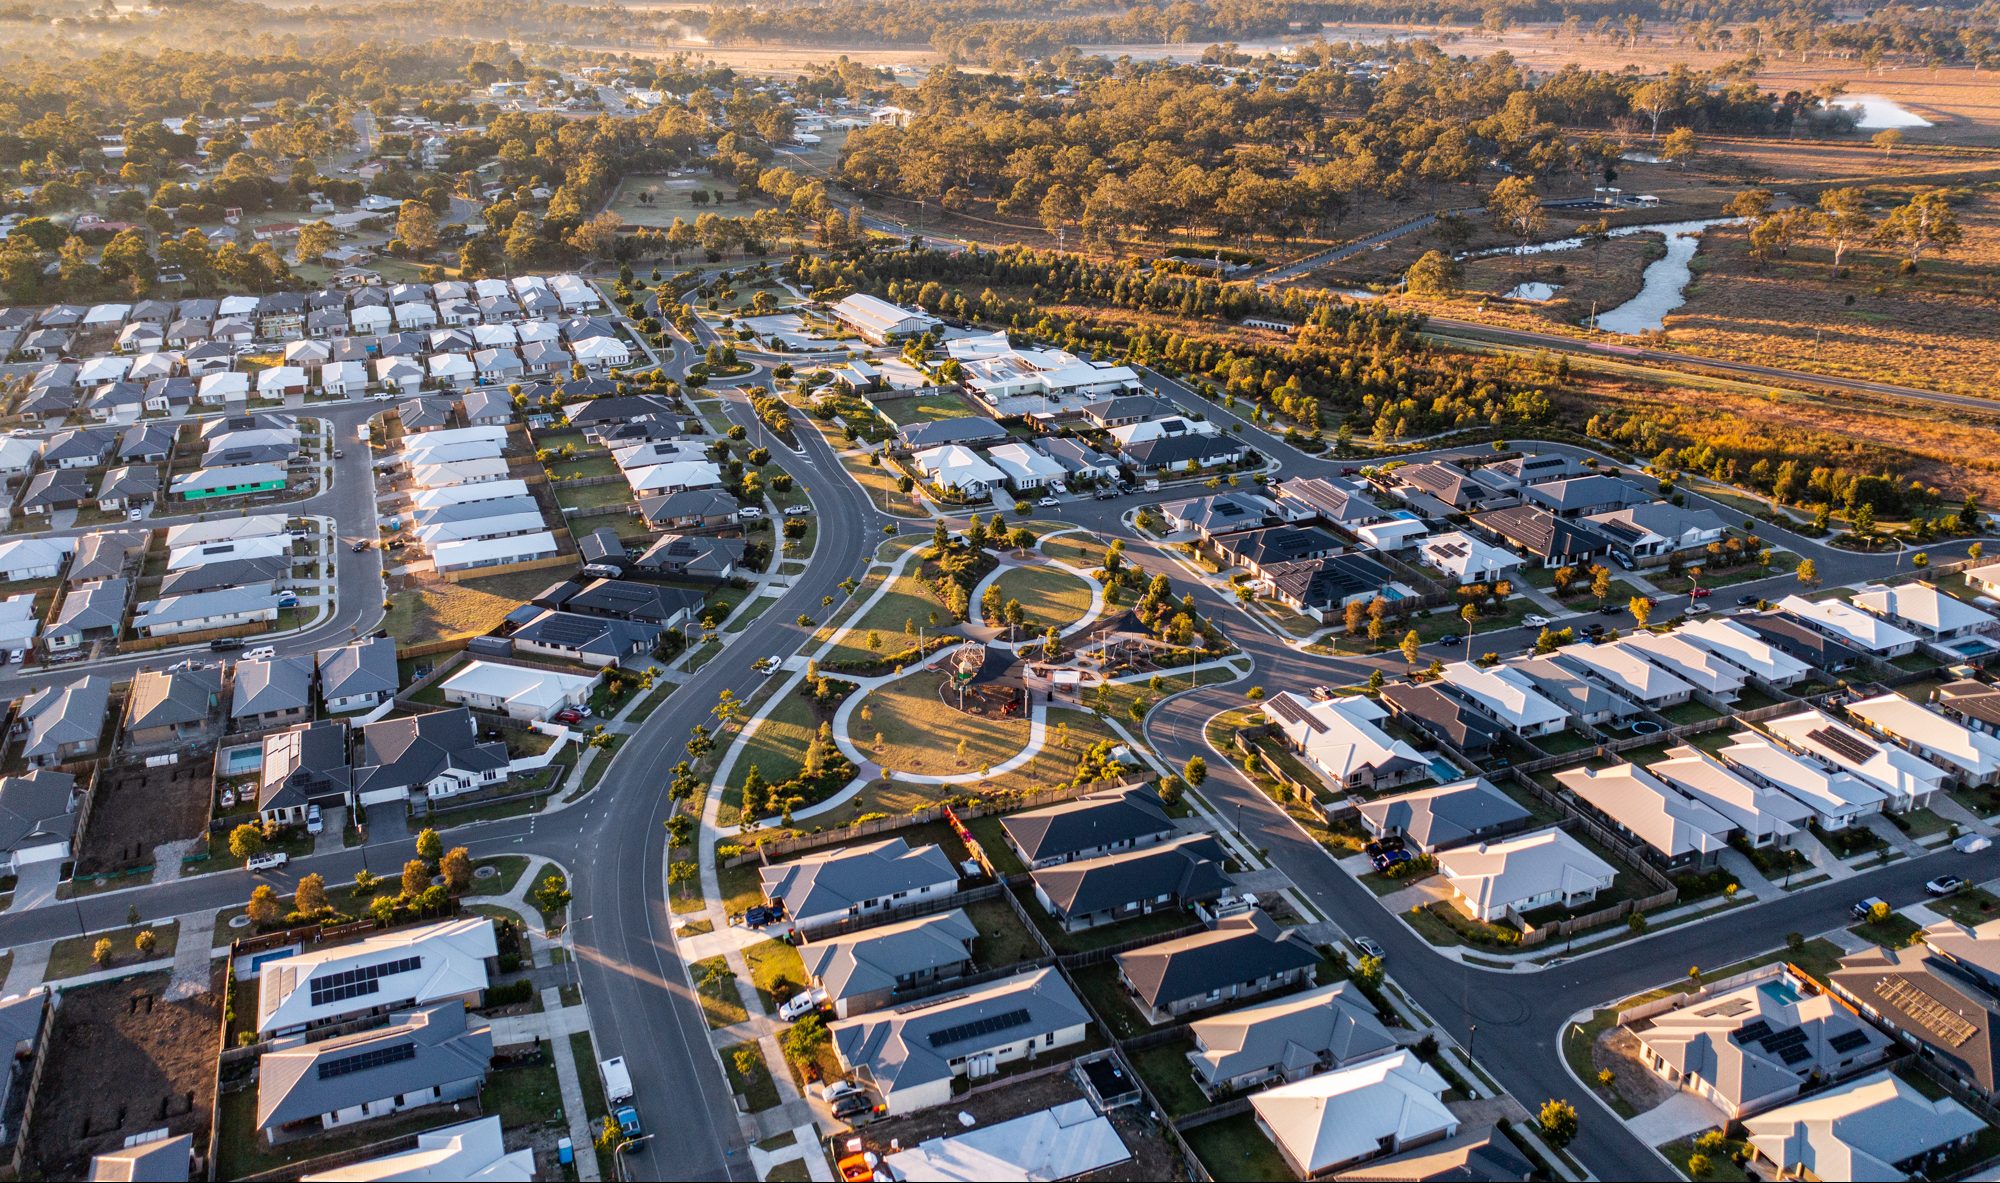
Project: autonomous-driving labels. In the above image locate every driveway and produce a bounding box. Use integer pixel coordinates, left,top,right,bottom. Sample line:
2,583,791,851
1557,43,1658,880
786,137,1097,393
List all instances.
1625,1091,1728,1146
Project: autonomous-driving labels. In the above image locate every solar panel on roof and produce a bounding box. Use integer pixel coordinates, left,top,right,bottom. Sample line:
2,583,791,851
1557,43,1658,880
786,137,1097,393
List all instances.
1265,695,1325,733
1828,1029,1873,1054
1731,1017,1771,1039
528,615,607,644
1875,976,1979,1047
926,1007,1033,1049
1808,726,1878,764
316,1041,416,1080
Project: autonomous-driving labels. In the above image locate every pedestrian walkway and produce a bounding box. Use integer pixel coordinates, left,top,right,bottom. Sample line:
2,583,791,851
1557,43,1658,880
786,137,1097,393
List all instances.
517,986,600,1182
1,939,48,997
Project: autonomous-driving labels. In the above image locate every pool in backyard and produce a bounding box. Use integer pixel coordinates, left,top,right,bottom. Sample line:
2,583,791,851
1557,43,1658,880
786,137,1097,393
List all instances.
1428,757,1462,782
219,744,261,776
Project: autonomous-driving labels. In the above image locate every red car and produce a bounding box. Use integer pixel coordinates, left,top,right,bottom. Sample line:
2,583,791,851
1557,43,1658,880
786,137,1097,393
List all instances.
554,708,583,724
1689,587,1713,598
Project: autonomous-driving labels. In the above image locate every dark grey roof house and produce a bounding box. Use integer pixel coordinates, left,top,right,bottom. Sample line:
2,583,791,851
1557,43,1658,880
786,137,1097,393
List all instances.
998,784,1177,869
0,771,76,872
1114,911,1319,1023
352,709,509,806
231,655,315,731
316,637,399,713
1030,832,1228,932
1354,778,1532,853
125,667,222,748
255,1002,491,1144
256,721,353,822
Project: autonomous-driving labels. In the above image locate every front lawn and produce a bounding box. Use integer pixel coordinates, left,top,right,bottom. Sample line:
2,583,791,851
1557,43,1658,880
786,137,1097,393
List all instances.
744,938,810,1013
45,921,180,981
691,955,750,1028
722,1038,782,1112
1933,886,2000,928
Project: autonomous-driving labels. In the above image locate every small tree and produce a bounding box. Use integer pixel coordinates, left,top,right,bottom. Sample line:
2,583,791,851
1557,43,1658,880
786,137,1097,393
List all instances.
228,823,265,863
668,860,697,897
537,871,572,918
1404,250,1463,298
1183,755,1208,787
247,884,283,928
1400,629,1423,667
92,937,114,969
733,1045,763,1082
1628,595,1654,630
415,827,444,866
596,1113,623,1150
135,928,158,957
296,872,328,915
1795,556,1819,587
441,847,473,893
1353,955,1384,989
1537,1098,1579,1149
401,858,432,900
782,1013,830,1066
665,813,694,847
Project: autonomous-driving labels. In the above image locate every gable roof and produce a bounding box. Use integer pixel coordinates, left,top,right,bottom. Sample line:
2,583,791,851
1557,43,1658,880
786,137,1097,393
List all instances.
1638,968,1889,1113
759,838,958,922
1556,762,1733,859
997,784,1176,865
18,676,111,762
799,909,978,1005
1188,981,1397,1085
1354,778,1530,852
1031,832,1227,920
830,968,1087,1098
1435,827,1617,915
1742,1071,1984,1181
1114,911,1318,1009
257,1002,491,1131
352,708,508,798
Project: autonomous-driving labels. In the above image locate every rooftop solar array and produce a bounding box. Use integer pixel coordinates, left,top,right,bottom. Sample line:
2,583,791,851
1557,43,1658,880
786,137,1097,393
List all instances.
1876,976,1979,1048
926,1007,1033,1049
316,1040,417,1080
1264,694,1324,733
1808,725,1879,765
308,955,422,1008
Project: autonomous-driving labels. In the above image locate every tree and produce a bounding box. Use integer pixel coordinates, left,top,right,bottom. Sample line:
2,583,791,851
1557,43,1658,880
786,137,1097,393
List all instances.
401,858,432,899
92,938,114,969
1814,188,1874,270
441,847,473,893
1591,565,1613,604
396,199,440,256
1687,1153,1713,1178
1659,127,1698,169
296,872,328,914
1872,128,1905,156
1537,1098,1579,1148
666,813,694,847
247,884,283,928
135,928,158,957
596,1114,623,1151
1630,80,1674,139
1874,190,1963,267
294,220,338,263
1353,955,1384,988
1629,595,1655,629
228,823,265,863
1795,557,1819,587
415,827,444,866
1400,629,1423,667
1183,755,1207,787
1404,250,1462,298
668,860,697,897
537,871,572,918
783,1012,830,1066
1723,188,1772,222
1487,176,1546,246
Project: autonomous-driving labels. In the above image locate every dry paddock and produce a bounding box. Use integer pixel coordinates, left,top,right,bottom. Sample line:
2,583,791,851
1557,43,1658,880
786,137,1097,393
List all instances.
21,969,221,1180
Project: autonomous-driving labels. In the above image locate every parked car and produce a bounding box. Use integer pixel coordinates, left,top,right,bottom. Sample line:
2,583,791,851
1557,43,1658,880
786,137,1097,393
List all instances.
1955,834,1994,854
351,540,370,552
247,852,289,873
1037,495,1060,507
783,505,811,517
739,506,764,520
305,805,323,835
243,646,276,661
1684,604,1711,616
333,449,345,459
778,987,828,1022
1851,896,1888,919
1736,594,1761,606
553,708,584,725
1310,685,1334,701
1690,587,1713,599
1369,849,1412,871
759,655,784,676
1351,936,1386,961
744,903,784,929
1927,875,1967,897
209,638,244,651
1522,614,1551,628
1094,489,1118,500
1435,633,1460,646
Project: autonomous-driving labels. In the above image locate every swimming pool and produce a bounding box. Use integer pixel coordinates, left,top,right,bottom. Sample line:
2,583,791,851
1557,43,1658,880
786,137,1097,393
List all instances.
219,744,261,776
1760,980,1802,1006
1428,757,1462,782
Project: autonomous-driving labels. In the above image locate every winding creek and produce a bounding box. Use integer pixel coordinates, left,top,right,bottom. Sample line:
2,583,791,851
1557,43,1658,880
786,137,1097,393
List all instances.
1463,216,1742,335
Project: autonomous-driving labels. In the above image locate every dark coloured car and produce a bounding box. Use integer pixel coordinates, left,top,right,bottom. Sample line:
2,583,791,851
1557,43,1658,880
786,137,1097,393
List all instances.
209,638,244,651
744,903,784,929
1436,633,1460,646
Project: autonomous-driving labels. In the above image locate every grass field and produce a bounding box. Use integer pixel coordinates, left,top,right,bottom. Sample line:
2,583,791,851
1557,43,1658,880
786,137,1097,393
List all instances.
874,389,980,427
382,576,533,645
728,688,821,802
989,565,1096,634
607,174,775,228
855,673,1031,778
822,570,950,668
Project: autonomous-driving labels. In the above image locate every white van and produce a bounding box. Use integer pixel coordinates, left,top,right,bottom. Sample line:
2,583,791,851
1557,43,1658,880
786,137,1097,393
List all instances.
246,852,289,873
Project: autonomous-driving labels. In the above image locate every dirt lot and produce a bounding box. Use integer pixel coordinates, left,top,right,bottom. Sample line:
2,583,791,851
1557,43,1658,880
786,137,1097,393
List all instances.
840,1068,1181,1182
1592,1024,1680,1115
22,970,220,1180
76,760,214,875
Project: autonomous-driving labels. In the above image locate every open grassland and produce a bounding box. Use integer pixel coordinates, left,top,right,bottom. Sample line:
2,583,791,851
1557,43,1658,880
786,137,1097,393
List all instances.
383,577,528,645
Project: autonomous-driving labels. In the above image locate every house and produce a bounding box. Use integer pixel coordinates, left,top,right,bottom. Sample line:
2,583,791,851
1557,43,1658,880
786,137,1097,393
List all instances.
1211,526,1343,581
255,1002,491,1144
829,293,939,344
637,488,741,531
1762,708,1945,812
562,395,679,438
253,915,498,1035
1116,429,1245,475
124,667,222,748
414,509,544,549
998,784,1176,869
0,437,39,487
986,441,1066,492
431,531,559,574
1675,618,1813,688
350,709,510,805
1186,982,1398,1098
1938,679,2000,737
570,336,630,370
1828,929,2000,1097
410,457,508,489
425,353,474,389
1036,436,1122,484
1555,763,1731,869
1488,451,1588,486
1435,827,1618,922
1468,505,1612,569
1418,532,1523,586
297,1116,531,1183
1633,966,1890,1119
197,370,251,404
440,660,599,721
1741,1072,1984,1182
1585,502,1730,565
1966,560,2000,598
398,397,455,432
1378,682,1503,757
42,427,115,470
913,444,1005,499
1259,692,1430,792
1648,746,1812,849
1521,474,1648,519
1844,692,2000,788
374,357,424,394
460,387,511,426
879,1100,1129,1181
1614,631,1749,703
1114,911,1319,1024
1390,461,1492,514
1552,642,1696,709
760,838,959,936
1852,582,1999,656
1250,1051,1458,1177
87,1132,193,1182
1774,594,1920,658
0,771,77,874
509,610,660,668
799,908,978,1019
68,531,142,583
18,468,94,516
257,365,308,399
0,592,38,655
95,465,160,512
256,721,353,824
44,580,126,653
16,676,112,766
1355,778,1531,854
170,463,288,501
1716,733,1886,830
631,533,742,581
232,656,315,731
168,533,290,571
565,579,704,628
1160,492,1282,539
1272,476,1390,529
1334,1131,1533,1182
316,638,398,713
1504,655,1640,727
829,968,1089,1115
132,585,281,637
1030,833,1227,932
1260,554,1404,622
1438,662,1568,737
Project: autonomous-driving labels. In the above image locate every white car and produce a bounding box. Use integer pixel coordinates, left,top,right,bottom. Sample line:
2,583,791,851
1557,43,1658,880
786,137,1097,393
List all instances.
243,646,276,662
761,655,784,676
1522,614,1551,628
738,506,764,520
1037,495,1060,507
783,505,811,518
305,804,324,835
778,987,827,1022
1954,834,1994,854
246,852,289,873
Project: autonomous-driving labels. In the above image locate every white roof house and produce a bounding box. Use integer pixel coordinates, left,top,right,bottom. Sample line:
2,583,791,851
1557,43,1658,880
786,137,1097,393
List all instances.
623,459,723,496
1418,531,1523,585
77,355,131,384
1435,827,1618,922
164,513,287,549
1775,595,1920,657
255,916,497,1035
426,352,475,385
198,370,250,402
1845,692,2000,788
1614,632,1749,701
1762,709,1947,812
914,444,1006,496
1260,692,1429,792
416,511,549,547
1553,642,1697,708
320,360,368,395
1107,415,1217,449
1673,617,1814,687
1852,583,1999,643
299,1115,533,1182
440,660,598,721
1648,746,1812,848
571,336,630,368
830,293,939,343
411,457,511,489
0,537,75,582
168,534,290,571
1716,733,1886,828
1250,1050,1458,1177
880,1099,1127,1183
1555,763,1732,865
985,442,1066,490
257,365,308,396
410,478,531,513
432,531,558,573
1438,661,1569,736
1742,1071,1985,1183
1966,561,2000,598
